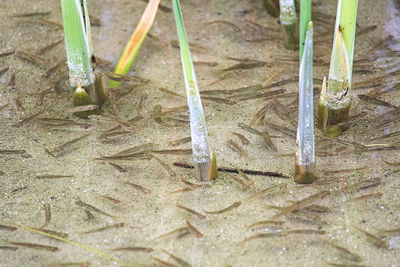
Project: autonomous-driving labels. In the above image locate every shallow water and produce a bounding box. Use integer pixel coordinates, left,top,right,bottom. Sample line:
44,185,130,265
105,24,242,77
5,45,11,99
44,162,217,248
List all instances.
1,0,400,266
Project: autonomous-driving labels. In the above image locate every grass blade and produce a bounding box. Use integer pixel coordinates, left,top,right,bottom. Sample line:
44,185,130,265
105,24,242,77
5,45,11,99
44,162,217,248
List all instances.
61,0,93,87
299,0,311,61
172,0,217,181
110,0,160,88
295,21,315,184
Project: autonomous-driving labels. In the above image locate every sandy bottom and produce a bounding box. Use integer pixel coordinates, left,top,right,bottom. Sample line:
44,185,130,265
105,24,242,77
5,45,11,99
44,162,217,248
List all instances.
1,0,400,266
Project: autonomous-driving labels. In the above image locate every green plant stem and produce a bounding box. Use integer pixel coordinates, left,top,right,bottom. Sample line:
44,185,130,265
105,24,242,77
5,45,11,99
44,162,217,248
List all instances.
172,0,217,181
334,0,358,79
279,0,299,50
295,21,315,184
317,0,358,136
299,0,311,61
61,0,93,87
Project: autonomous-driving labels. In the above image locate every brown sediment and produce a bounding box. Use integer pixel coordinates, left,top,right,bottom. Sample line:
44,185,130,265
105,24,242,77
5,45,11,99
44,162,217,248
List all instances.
294,162,316,184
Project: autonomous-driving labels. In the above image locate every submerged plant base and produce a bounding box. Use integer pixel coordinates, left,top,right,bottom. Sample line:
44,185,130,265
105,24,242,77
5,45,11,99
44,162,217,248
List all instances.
72,73,106,118
281,23,299,50
317,101,351,137
194,148,218,181
263,0,280,17
294,162,316,184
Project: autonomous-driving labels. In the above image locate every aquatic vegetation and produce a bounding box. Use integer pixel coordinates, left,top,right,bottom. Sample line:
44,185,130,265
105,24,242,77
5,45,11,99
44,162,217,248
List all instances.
317,0,358,136
172,0,217,181
295,10,315,183
110,0,160,88
299,0,311,61
279,0,299,50
61,0,105,118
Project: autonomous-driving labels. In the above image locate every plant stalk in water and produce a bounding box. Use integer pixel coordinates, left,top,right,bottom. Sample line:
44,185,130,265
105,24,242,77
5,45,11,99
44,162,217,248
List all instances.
110,0,160,88
299,0,311,61
279,0,299,50
295,21,315,184
172,0,217,181
317,0,358,136
61,0,105,118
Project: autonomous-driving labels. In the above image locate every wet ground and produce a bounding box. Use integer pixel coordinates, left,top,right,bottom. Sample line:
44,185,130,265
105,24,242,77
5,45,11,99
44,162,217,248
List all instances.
1,0,400,266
